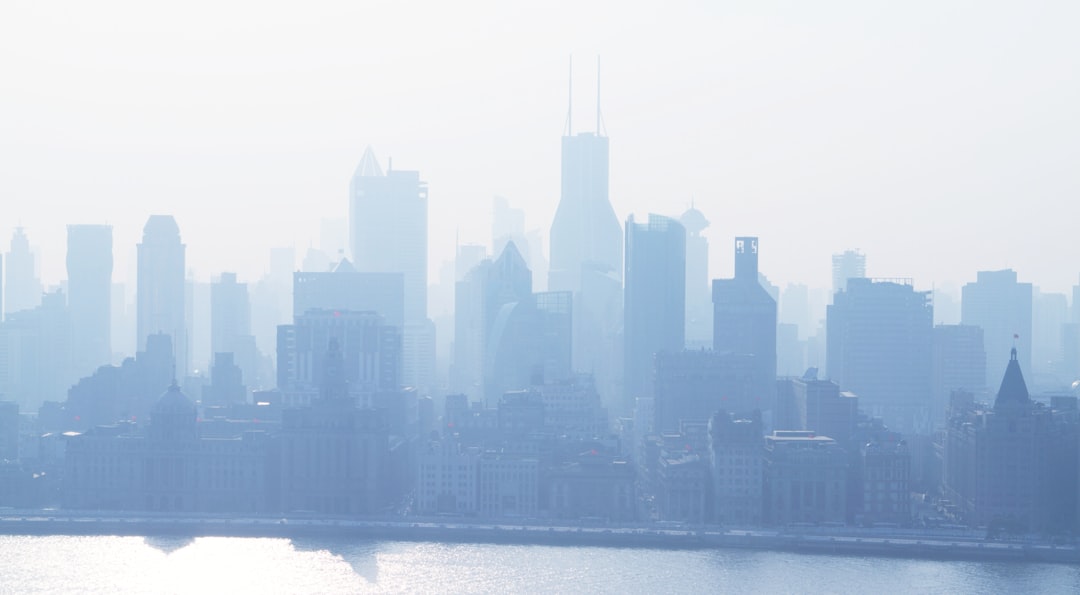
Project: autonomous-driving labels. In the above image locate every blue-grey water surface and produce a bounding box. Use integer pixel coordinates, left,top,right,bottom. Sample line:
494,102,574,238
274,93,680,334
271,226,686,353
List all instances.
1,535,1078,594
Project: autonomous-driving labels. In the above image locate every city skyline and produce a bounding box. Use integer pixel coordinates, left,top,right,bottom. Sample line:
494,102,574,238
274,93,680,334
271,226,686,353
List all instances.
2,2,1079,294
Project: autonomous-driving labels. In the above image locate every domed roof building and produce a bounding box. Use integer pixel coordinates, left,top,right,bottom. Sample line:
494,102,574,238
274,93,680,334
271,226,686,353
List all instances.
149,381,197,442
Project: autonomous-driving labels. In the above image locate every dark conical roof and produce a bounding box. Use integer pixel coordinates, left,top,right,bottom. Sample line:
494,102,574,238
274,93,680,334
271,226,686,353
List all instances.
993,348,1030,412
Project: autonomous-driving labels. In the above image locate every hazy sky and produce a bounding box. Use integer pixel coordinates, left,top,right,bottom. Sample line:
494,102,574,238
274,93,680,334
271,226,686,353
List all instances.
2,1,1079,295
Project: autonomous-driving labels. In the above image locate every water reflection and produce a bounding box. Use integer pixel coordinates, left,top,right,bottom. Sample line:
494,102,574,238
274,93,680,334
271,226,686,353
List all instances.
143,535,196,555
290,537,381,584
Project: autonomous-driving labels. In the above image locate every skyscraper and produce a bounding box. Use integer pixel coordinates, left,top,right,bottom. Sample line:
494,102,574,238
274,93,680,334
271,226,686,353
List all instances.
67,224,113,378
826,278,933,433
4,227,42,317
349,146,428,324
931,324,987,428
961,269,1032,389
713,237,778,414
680,205,712,348
349,146,434,393
832,249,866,297
624,214,686,408
548,67,624,406
548,127,622,292
137,215,186,378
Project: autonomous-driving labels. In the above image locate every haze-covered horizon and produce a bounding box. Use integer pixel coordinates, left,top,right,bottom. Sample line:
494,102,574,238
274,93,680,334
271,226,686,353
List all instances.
3,1,1079,294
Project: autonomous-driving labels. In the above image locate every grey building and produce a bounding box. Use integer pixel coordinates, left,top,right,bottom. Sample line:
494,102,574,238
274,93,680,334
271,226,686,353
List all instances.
548,99,624,413
931,324,987,429
276,309,401,409
137,216,187,377
713,237,777,415
653,350,758,434
763,431,848,526
4,227,42,317
624,214,686,409
827,278,933,434
832,249,866,296
67,224,113,378
211,272,258,389
961,269,1032,389
709,410,764,526
680,206,712,348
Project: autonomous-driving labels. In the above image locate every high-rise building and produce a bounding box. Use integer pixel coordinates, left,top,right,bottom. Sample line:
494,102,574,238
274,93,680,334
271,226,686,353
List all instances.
0,290,72,412
548,131,621,293
136,215,187,378
276,309,401,409
680,206,712,348
624,214,685,409
961,269,1032,389
831,250,866,297
292,260,404,327
548,74,624,408
653,350,759,434
66,225,113,378
713,237,777,414
1032,288,1068,375
453,242,572,404
931,324,987,428
4,227,42,317
826,278,933,433
349,147,433,394
349,146,427,324
210,272,260,388
211,273,251,356
782,377,859,445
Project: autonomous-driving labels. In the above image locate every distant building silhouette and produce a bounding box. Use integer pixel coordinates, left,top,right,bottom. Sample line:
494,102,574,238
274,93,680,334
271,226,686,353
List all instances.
624,214,686,410
66,225,113,379
210,272,260,390
549,80,624,412
961,269,1032,389
276,309,401,409
4,228,42,317
831,249,866,296
931,324,987,428
0,290,72,412
0,401,18,462
680,205,712,348
348,147,434,393
827,278,933,434
713,237,777,416
294,260,405,329
137,215,187,377
1032,288,1068,376
653,350,758,434
777,376,858,445
65,332,175,430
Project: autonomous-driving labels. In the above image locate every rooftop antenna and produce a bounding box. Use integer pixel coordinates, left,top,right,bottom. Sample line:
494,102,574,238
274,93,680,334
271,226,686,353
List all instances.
564,55,573,136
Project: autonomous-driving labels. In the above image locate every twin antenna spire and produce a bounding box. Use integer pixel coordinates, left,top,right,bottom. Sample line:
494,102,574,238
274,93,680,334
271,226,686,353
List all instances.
564,55,606,137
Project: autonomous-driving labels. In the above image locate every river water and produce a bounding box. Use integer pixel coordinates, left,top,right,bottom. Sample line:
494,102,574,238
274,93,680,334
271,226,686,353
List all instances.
1,535,1077,594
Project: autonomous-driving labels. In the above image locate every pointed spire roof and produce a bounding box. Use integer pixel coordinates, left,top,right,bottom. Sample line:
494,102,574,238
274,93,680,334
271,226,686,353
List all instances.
354,146,384,178
994,347,1031,412
332,257,356,274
